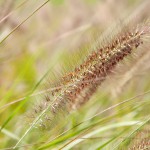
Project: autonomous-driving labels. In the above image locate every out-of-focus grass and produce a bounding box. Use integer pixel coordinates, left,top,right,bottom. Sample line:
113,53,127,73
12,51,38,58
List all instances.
0,0,150,149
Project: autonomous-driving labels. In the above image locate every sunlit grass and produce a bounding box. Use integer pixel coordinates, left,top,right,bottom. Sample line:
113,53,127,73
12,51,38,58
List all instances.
0,0,150,150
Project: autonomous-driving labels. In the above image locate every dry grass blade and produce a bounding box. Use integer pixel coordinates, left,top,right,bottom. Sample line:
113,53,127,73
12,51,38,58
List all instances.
0,0,50,45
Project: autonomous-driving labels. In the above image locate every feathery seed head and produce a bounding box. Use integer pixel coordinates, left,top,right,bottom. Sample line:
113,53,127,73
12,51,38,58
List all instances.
31,23,150,129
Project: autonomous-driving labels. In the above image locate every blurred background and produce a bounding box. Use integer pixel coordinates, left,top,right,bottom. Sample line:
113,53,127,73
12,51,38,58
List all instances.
0,0,150,149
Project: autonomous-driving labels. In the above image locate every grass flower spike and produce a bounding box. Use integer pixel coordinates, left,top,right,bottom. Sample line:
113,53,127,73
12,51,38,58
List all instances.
31,22,150,130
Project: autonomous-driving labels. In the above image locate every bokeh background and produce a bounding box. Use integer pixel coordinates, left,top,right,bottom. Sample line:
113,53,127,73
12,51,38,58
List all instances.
0,0,150,149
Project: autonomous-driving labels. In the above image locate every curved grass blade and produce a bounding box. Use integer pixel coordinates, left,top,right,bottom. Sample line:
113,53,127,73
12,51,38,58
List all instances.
0,0,50,45
38,90,150,149
112,116,150,150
